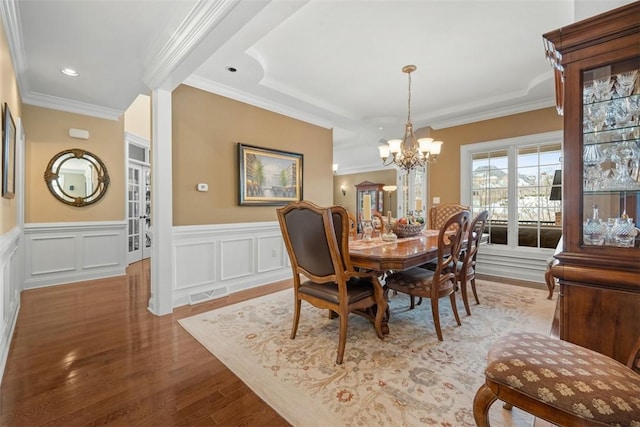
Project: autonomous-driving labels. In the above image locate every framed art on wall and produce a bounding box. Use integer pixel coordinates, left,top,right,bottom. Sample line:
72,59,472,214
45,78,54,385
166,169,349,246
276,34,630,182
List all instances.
238,143,303,206
2,102,15,199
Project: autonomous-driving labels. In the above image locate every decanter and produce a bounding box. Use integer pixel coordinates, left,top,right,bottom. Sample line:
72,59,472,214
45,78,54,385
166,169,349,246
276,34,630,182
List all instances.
611,214,637,247
583,204,605,245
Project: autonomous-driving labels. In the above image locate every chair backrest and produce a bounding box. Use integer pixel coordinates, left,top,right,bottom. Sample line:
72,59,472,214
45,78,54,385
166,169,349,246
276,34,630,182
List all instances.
347,212,357,239
429,203,470,230
372,210,384,234
462,210,490,270
330,205,355,273
277,200,349,283
433,210,471,281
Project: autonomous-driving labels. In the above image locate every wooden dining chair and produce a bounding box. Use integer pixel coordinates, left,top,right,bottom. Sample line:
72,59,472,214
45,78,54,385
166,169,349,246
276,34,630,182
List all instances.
347,212,357,238
384,211,470,341
456,210,489,315
372,210,385,236
429,203,470,230
277,200,387,364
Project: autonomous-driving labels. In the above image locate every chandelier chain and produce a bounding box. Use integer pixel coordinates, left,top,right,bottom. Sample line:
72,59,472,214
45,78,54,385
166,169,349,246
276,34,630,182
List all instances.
407,71,412,124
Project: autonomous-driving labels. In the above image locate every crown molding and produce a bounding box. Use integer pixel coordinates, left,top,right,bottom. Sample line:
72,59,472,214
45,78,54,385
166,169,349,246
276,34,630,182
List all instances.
428,97,556,130
22,92,122,120
143,0,239,90
184,75,334,129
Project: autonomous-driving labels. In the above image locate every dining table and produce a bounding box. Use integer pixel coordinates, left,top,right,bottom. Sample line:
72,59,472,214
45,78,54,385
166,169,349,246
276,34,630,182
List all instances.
348,229,443,335
349,229,442,272
348,228,487,335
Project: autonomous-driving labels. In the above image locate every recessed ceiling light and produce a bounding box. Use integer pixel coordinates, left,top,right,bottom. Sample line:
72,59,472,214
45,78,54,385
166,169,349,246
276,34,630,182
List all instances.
60,68,79,77
225,66,237,72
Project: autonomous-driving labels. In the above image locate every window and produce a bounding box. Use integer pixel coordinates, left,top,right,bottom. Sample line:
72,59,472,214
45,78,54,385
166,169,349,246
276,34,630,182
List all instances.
398,167,426,219
462,131,562,250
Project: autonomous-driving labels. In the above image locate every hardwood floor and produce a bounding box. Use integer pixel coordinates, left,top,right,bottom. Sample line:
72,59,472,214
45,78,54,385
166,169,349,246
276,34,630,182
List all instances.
0,260,291,426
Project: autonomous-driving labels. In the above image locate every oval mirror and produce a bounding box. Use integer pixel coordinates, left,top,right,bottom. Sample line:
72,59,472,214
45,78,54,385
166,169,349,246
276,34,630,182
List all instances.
44,148,110,207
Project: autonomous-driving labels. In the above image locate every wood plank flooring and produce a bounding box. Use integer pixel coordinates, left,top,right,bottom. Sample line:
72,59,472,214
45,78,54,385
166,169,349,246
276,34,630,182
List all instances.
0,260,291,426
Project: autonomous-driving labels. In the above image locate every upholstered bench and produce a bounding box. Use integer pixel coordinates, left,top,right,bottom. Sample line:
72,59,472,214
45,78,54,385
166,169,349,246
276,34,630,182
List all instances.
473,331,640,426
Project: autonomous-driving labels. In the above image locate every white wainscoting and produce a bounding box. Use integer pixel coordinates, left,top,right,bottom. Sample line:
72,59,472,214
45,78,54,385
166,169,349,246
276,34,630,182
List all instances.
0,227,21,383
476,244,551,284
23,222,127,289
172,222,290,307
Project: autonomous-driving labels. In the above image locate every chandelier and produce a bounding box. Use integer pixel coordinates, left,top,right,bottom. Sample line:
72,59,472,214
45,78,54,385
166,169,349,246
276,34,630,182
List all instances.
378,65,442,171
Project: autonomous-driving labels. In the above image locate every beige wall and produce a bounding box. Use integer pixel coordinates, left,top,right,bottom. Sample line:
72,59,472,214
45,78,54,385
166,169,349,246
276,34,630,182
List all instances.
420,107,563,210
23,105,125,223
0,18,21,234
333,169,397,217
124,94,151,139
172,85,333,225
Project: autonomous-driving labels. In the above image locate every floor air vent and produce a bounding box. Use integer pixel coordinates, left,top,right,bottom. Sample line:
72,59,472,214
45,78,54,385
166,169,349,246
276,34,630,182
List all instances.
188,287,228,305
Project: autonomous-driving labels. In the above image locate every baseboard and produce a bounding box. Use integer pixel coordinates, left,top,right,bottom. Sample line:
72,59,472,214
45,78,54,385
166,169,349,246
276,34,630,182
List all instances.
0,298,20,385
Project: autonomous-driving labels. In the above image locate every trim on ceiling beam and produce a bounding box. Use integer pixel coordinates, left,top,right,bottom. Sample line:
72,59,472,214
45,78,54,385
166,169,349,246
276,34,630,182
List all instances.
0,0,30,102
143,0,240,90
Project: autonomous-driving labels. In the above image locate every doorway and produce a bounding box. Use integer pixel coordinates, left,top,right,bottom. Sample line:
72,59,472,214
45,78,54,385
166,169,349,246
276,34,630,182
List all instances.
127,136,151,265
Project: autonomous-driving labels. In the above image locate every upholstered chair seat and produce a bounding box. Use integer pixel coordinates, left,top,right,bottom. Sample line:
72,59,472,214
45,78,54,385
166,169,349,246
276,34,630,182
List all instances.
474,331,640,426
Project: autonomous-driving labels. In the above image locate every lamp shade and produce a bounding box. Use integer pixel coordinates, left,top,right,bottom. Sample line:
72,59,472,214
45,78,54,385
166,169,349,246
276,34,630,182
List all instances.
430,141,443,155
378,145,390,159
388,139,402,154
418,138,433,153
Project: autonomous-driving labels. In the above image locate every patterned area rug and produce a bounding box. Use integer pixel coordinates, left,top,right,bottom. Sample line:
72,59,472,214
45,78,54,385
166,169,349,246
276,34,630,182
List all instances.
179,280,556,426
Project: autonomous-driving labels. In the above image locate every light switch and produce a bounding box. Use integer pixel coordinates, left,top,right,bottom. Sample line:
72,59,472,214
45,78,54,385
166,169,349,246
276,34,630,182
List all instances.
433,196,440,204
197,183,208,192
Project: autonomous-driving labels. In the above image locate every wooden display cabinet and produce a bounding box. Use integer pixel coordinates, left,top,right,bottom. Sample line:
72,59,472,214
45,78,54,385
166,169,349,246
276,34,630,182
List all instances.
355,181,384,226
543,2,640,364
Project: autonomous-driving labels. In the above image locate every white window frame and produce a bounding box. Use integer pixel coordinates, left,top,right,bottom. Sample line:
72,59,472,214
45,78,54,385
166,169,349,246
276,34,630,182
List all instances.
460,130,563,283
396,166,428,218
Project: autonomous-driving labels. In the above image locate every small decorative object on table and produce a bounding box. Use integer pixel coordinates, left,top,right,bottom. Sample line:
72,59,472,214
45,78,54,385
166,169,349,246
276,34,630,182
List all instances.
392,218,425,238
362,220,374,241
381,211,397,241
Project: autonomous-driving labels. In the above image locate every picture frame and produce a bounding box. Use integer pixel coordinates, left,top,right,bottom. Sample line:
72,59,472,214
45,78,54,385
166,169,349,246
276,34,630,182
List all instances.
2,102,15,199
238,143,303,206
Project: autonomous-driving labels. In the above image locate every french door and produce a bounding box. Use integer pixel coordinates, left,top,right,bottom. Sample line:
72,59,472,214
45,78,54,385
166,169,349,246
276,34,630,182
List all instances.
127,163,151,264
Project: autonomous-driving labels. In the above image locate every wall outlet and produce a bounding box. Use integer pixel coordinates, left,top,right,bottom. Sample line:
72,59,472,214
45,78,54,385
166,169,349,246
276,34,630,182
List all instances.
197,183,208,192
433,196,440,204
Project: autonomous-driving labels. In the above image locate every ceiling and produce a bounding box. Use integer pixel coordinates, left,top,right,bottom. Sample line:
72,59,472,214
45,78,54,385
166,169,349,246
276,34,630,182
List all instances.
0,0,632,173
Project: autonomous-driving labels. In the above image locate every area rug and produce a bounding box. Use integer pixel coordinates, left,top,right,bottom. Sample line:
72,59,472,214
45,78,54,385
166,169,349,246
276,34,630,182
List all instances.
179,280,556,426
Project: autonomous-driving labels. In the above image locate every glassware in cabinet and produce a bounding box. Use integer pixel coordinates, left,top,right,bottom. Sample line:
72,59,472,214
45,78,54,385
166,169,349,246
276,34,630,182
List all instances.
581,58,640,248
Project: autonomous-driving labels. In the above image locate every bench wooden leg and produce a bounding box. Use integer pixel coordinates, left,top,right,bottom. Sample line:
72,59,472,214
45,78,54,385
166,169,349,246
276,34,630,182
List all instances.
473,383,498,427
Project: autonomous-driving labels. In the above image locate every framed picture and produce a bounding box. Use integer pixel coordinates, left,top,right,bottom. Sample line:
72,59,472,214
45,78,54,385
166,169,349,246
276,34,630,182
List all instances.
238,143,303,206
2,103,15,199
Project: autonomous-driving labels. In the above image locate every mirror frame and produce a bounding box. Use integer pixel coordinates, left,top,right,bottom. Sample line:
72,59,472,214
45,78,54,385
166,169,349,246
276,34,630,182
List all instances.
44,148,110,207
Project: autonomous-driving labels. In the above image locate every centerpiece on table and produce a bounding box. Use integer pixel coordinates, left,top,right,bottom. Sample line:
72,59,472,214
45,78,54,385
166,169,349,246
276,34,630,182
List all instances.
390,214,425,238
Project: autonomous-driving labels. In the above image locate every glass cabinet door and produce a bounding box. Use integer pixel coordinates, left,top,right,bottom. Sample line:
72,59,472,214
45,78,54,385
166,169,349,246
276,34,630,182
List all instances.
581,58,640,248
